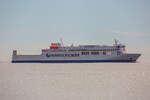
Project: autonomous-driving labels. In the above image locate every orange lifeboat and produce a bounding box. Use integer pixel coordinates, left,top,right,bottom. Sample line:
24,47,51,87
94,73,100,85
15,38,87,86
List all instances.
50,45,59,49
50,43,61,49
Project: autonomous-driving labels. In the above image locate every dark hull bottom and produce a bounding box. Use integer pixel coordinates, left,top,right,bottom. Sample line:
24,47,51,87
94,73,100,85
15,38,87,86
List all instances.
12,60,136,63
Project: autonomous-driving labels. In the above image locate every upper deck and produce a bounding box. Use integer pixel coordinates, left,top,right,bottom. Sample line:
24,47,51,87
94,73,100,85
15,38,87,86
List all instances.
41,41,126,53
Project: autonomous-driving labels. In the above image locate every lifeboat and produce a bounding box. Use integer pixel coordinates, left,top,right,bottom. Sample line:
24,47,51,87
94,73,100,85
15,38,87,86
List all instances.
50,43,61,49
50,45,59,49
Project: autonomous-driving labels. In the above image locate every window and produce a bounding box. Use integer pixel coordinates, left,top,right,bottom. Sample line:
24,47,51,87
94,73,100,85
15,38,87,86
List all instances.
81,52,89,55
91,52,99,55
103,51,106,55
117,51,121,55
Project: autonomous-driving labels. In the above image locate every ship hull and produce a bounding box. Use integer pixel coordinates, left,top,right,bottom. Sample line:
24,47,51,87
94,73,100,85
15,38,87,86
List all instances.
12,53,141,63
12,60,136,63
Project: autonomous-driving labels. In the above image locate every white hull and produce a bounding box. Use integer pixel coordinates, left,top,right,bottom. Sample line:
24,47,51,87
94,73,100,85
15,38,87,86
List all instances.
12,53,141,63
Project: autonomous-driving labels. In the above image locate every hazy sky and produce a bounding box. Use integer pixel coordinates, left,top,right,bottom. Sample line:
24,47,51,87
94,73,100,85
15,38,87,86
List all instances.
0,0,150,61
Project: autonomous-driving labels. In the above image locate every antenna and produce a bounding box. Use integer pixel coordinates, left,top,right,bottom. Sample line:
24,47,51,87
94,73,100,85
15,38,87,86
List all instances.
114,39,118,45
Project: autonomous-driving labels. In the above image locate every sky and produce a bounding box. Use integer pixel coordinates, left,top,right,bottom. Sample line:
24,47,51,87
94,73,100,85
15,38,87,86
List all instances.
0,0,150,61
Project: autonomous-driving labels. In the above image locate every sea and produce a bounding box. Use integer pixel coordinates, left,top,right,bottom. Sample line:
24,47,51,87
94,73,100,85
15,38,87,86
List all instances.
0,61,150,100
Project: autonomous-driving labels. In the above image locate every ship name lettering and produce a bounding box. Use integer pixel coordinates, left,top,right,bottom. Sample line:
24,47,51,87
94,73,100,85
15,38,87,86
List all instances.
46,53,79,57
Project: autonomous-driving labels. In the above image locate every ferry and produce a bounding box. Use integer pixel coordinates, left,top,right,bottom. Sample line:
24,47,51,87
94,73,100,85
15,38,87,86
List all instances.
12,40,141,63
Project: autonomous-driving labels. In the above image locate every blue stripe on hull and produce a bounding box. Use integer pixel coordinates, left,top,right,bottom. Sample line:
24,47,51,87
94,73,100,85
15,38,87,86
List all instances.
12,60,136,63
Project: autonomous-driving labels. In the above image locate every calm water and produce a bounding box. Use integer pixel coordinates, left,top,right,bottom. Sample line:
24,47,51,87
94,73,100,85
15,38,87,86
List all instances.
0,62,150,100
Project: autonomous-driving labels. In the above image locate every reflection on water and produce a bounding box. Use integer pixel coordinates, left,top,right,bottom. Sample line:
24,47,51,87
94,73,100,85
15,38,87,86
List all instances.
0,62,150,100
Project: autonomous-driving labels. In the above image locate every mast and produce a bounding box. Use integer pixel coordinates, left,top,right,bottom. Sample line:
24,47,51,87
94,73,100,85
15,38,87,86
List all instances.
60,38,64,46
